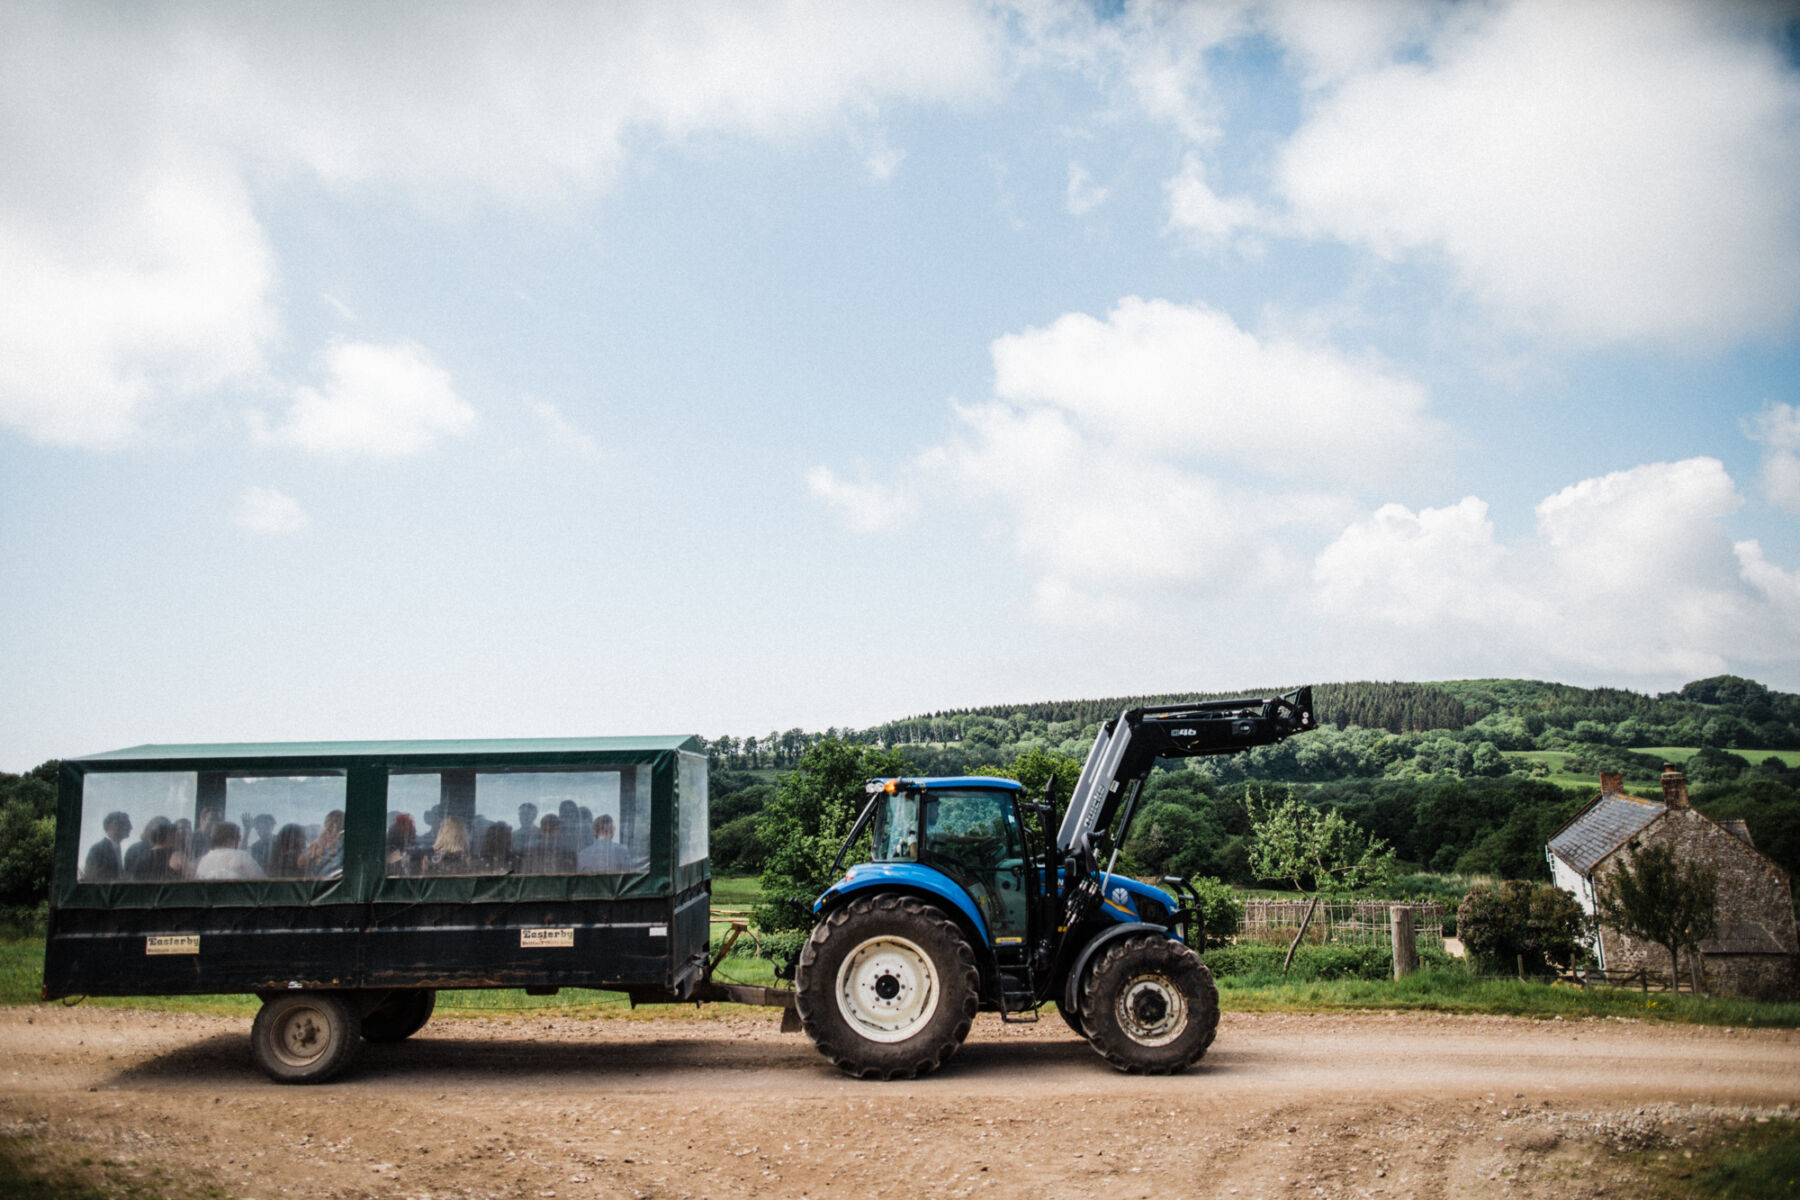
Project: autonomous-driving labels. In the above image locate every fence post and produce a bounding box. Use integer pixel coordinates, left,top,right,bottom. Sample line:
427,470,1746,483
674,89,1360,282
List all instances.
1390,905,1417,980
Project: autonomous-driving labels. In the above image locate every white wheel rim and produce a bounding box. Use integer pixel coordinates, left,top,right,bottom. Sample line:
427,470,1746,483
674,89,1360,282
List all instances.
1115,973,1188,1047
835,935,940,1044
272,1005,333,1067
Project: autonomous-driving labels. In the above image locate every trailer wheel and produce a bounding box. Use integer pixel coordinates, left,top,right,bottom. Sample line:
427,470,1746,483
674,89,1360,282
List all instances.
795,894,978,1080
251,992,361,1084
1079,934,1218,1075
361,989,436,1043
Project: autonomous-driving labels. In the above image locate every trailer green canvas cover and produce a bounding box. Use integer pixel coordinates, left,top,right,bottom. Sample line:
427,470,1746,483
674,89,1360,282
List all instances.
46,736,710,1001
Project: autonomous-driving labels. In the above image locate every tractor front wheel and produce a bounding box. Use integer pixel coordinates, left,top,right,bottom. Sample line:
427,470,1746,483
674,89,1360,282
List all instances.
1078,934,1218,1074
795,894,979,1080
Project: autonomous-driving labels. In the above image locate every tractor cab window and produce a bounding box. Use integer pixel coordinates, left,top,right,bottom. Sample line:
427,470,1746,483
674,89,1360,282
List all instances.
923,789,1019,870
869,791,920,862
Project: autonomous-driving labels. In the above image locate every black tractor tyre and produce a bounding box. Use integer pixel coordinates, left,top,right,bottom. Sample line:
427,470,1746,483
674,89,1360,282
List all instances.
250,992,362,1084
361,989,436,1043
794,893,980,1080
1055,1002,1085,1037
1078,934,1219,1075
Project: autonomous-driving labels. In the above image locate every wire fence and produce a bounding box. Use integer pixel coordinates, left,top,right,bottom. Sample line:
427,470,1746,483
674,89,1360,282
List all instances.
1237,899,1447,950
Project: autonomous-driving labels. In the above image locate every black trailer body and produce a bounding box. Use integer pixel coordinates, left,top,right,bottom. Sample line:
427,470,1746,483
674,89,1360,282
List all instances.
45,736,711,1005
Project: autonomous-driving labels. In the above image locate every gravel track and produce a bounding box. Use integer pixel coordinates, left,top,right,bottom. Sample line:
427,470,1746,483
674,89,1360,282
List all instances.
4,1005,1797,1199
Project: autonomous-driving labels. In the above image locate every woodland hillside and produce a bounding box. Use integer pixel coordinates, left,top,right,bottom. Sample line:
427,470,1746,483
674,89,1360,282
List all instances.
700,675,1800,899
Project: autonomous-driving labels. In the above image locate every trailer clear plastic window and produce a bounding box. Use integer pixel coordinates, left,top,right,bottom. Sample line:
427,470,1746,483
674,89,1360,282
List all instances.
384,767,651,877
77,770,347,883
677,752,708,866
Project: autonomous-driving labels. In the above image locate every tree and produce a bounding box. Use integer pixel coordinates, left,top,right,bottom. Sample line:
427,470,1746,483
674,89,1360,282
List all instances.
1456,881,1588,977
1246,791,1396,974
753,739,906,935
1594,842,1719,992
973,746,1083,846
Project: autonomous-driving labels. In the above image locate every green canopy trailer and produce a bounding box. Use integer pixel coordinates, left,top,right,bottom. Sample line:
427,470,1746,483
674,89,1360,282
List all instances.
46,736,716,1081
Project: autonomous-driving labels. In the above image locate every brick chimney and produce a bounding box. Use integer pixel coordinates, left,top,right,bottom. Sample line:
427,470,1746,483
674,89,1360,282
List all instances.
1599,771,1624,796
1660,763,1690,808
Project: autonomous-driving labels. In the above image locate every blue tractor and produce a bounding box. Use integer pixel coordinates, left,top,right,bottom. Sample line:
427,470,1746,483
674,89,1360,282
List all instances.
793,688,1315,1078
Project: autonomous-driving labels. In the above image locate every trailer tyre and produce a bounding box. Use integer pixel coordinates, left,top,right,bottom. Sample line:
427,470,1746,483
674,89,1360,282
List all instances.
251,992,361,1084
1079,934,1218,1074
795,894,979,1080
361,989,436,1043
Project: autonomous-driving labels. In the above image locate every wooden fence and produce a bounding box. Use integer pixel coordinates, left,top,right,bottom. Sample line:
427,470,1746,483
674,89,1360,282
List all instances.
1238,899,1446,950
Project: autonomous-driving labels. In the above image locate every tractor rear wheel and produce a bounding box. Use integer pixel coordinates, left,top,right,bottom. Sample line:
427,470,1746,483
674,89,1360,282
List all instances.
795,894,979,1080
361,989,436,1043
1078,934,1218,1074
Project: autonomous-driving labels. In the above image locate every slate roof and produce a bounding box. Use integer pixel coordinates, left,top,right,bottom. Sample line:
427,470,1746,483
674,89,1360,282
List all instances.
1717,818,1755,848
1546,793,1666,875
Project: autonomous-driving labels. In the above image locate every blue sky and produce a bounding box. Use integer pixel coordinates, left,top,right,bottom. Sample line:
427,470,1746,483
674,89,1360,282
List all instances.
4,1,1800,769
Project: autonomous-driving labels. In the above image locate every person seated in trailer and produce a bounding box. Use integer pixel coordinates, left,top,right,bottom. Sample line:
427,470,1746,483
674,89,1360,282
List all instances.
195,822,267,880
427,816,472,875
267,823,308,878
188,810,218,867
246,814,278,870
123,815,170,881
558,801,587,856
300,810,345,879
513,803,540,857
519,813,575,874
385,812,417,876
577,814,639,873
478,821,514,874
81,811,132,882
168,817,195,877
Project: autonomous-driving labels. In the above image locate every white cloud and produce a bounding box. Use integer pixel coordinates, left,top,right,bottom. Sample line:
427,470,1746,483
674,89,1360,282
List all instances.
812,296,1429,622
0,161,277,449
255,340,474,458
528,400,599,458
988,297,1444,485
1066,162,1108,216
1164,154,1261,249
808,465,917,533
1313,458,1795,682
0,2,1001,450
1274,0,1800,346
234,485,310,535
1745,401,1800,512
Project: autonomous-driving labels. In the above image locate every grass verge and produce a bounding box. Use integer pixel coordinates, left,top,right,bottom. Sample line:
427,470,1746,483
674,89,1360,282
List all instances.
1692,1119,1800,1198
1216,967,1800,1025
0,1134,226,1200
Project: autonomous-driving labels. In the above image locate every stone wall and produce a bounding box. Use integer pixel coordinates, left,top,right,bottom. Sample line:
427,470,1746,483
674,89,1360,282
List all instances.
1592,806,1799,1001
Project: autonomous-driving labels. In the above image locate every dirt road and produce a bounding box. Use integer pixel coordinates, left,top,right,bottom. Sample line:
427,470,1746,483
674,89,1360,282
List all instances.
4,1004,1797,1200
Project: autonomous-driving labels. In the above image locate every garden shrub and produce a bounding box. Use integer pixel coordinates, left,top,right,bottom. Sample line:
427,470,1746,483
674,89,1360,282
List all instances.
1456,880,1588,975
1186,876,1243,948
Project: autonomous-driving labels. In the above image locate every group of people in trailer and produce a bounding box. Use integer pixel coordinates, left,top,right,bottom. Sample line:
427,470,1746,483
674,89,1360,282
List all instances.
81,809,345,883
382,801,644,877
82,799,646,885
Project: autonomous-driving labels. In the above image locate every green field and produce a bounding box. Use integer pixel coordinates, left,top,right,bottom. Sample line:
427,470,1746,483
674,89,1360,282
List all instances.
1511,750,1617,792
1643,746,1800,768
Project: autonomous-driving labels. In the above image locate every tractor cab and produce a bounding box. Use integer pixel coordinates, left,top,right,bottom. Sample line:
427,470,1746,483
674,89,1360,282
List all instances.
818,776,1033,950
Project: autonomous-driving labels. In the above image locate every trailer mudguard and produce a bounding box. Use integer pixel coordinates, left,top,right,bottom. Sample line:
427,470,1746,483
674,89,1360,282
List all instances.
813,862,991,944
1061,920,1171,1016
